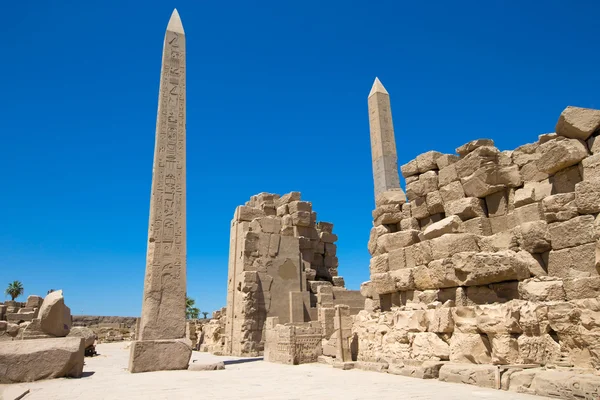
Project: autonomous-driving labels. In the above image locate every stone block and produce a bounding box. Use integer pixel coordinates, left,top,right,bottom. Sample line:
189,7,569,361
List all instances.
418,213,443,230
519,221,551,253
511,142,539,166
38,290,71,337
438,181,465,204
542,193,578,223
462,217,492,236
405,241,434,268
589,133,600,154
456,139,495,157
369,254,389,274
413,260,460,290
513,202,544,225
390,268,415,291
538,132,558,144
373,211,402,226
444,197,486,220
485,190,508,217
536,137,589,174
25,296,43,309
427,308,454,333
375,189,407,207
416,151,442,173
129,339,192,373
411,196,430,220
436,154,460,169
488,214,513,234
426,191,444,214
376,230,420,254
518,277,565,301
555,106,600,140
399,217,419,231
550,165,582,194
359,281,375,299
406,181,425,201
429,234,479,260
451,251,531,287
448,333,492,364
575,179,600,214
235,206,266,222
422,215,461,240
400,159,419,178
438,164,458,186
320,232,338,243
419,170,439,193
439,363,498,389
547,243,597,279
548,215,596,250
514,186,536,208
388,248,406,271
372,204,401,221
288,201,312,214
371,273,396,295
410,332,450,361
527,370,600,399
520,161,551,182
0,337,85,383
582,153,600,181
517,335,560,366
368,225,389,255
460,165,507,198
563,276,600,300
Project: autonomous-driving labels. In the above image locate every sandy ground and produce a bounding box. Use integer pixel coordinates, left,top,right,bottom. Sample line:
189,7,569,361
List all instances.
0,342,550,400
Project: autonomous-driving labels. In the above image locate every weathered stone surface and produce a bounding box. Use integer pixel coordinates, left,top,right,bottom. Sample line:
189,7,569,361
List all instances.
401,159,419,178
0,337,84,383
38,290,71,337
422,215,461,240
438,164,458,186
439,363,496,388
542,193,578,223
489,334,520,365
536,137,588,175
462,217,492,236
410,332,449,361
449,333,492,364
450,251,531,287
188,361,225,371
369,253,389,274
563,276,600,300
582,153,600,181
67,326,97,348
485,190,508,217
436,154,460,169
25,295,42,308
129,339,192,373
400,217,419,231
425,191,444,214
461,164,521,198
416,151,443,173
513,202,544,225
438,181,465,204
456,139,495,157
589,134,600,154
575,179,600,214
555,106,600,140
518,277,565,301
375,189,407,207
548,215,596,250
369,78,401,196
376,230,420,253
444,197,486,220
429,234,480,260
517,335,560,365
368,225,389,256
547,243,597,279
371,273,396,295
411,196,430,220
518,221,551,253
525,370,600,400
390,268,415,291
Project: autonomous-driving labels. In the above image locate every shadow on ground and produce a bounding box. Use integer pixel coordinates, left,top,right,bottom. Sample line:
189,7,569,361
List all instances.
223,357,263,365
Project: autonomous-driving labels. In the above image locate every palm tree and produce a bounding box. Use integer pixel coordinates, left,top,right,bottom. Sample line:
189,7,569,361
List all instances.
202,312,209,319
5,281,24,301
186,296,200,320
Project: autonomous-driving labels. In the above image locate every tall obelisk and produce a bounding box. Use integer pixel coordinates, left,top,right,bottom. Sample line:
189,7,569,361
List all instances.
368,77,402,198
129,9,191,373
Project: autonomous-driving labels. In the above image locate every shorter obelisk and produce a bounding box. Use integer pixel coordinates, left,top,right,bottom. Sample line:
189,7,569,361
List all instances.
368,77,402,198
129,9,192,373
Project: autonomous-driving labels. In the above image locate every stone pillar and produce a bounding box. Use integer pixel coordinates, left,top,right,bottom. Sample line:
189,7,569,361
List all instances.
368,77,401,197
334,305,351,362
129,9,192,373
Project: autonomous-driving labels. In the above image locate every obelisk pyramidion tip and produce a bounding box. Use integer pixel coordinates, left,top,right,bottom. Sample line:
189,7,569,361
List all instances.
167,9,184,34
369,77,388,97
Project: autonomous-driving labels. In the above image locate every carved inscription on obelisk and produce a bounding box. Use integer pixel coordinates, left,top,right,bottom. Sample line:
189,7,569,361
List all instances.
368,77,401,197
138,9,187,341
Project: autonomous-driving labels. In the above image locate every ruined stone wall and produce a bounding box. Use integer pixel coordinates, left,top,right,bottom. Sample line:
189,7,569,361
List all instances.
223,192,360,356
360,107,600,370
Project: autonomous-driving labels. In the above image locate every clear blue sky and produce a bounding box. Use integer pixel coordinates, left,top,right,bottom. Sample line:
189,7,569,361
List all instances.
1,1,598,317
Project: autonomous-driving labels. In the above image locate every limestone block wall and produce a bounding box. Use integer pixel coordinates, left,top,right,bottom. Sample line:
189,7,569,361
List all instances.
359,106,600,369
223,192,354,356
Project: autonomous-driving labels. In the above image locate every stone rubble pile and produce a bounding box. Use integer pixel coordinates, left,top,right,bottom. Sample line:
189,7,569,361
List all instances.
357,105,600,398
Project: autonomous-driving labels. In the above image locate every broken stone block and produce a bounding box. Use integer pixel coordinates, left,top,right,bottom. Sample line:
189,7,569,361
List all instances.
372,204,401,221
405,242,434,269
514,186,536,208
451,251,531,286
288,201,312,214
413,260,460,290
0,337,85,383
527,370,600,399
513,202,544,225
454,146,500,178
419,170,439,192
235,206,266,222
589,134,600,154
411,196,430,220
444,197,486,220
416,151,443,173
376,230,420,254
359,281,375,299
400,159,419,178
369,254,389,274
512,142,539,166
129,339,192,373
519,221,551,253
368,225,389,255
406,181,426,201
475,302,522,335
547,243,597,279
426,191,444,214
456,139,495,157
485,190,508,217
399,217,419,231
438,181,466,204
25,296,43,309
375,189,407,207
449,333,492,364
410,332,450,361
461,217,492,236
563,276,600,300
465,282,520,305
517,335,560,366
390,268,415,291
575,179,600,214
489,334,520,365
436,154,460,169
320,232,337,243
542,193,578,223
521,160,552,183
291,211,311,227
548,215,596,250
429,234,480,260
422,215,461,240
536,137,589,174
373,211,403,226
371,272,396,295
461,165,517,198
38,290,71,337
405,175,418,184
427,307,454,333
555,106,600,140
438,164,458,187
518,277,565,301
439,363,497,388
550,165,582,194
582,153,600,181
515,251,547,277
